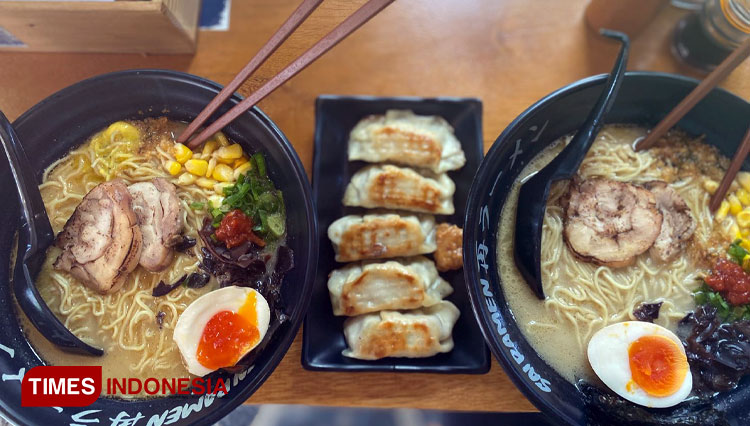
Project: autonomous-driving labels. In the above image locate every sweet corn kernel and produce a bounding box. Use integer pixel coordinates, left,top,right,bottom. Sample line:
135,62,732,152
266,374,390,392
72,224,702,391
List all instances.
214,182,231,194
731,223,742,239
738,188,750,206
742,239,750,252
234,161,252,179
729,193,743,215
215,144,243,162
212,164,233,182
744,255,750,271
739,172,750,192
196,177,217,189
206,157,217,178
716,200,730,221
208,195,224,209
703,179,719,194
743,228,750,237
738,209,750,228
177,173,196,186
185,159,208,176
165,160,181,176
173,143,193,163
233,156,249,168
215,132,229,146
105,121,140,143
201,140,219,158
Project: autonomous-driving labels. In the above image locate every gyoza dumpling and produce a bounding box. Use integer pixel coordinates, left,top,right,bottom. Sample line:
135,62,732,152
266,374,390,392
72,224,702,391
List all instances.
348,110,466,173
327,256,452,316
342,301,460,360
342,164,455,214
328,213,436,262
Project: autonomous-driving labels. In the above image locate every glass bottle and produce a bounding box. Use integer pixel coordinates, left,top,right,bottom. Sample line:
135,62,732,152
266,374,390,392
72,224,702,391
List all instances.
673,0,750,71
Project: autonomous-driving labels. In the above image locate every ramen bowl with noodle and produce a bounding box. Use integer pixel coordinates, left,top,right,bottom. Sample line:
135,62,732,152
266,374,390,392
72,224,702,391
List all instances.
464,72,750,425
0,70,317,426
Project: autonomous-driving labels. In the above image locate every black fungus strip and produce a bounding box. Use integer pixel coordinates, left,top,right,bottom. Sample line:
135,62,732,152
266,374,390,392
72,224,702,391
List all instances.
152,274,187,297
578,381,728,426
185,271,210,289
677,305,750,394
173,235,197,252
633,302,663,323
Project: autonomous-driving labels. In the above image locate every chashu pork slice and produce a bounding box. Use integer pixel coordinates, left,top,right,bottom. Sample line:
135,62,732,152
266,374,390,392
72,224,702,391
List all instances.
128,178,183,272
643,181,696,262
54,180,142,294
563,177,663,268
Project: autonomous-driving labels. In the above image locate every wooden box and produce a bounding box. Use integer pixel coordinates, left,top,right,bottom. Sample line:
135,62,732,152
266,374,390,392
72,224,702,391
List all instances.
0,0,201,53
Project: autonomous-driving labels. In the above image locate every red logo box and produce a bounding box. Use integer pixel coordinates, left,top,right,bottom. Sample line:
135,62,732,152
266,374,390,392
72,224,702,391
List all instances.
22,366,101,407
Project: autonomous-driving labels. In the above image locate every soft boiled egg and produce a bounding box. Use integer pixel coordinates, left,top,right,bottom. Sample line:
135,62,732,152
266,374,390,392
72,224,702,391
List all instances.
587,321,692,408
174,286,270,376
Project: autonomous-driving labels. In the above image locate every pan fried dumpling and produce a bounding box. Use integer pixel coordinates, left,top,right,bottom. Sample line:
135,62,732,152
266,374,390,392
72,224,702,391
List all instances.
348,110,466,173
328,213,437,262
342,301,460,360
327,256,452,316
342,164,455,214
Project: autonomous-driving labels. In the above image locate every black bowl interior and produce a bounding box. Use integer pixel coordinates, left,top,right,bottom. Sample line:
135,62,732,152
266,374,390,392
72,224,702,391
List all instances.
464,72,750,426
0,70,317,426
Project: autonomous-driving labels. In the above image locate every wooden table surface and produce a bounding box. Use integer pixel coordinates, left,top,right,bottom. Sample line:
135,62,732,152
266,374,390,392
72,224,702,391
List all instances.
2,0,750,413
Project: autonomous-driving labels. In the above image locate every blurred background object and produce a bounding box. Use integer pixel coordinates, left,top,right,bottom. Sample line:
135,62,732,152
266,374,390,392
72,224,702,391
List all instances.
0,0,200,53
214,404,556,426
673,0,750,70
671,0,708,10
585,0,666,37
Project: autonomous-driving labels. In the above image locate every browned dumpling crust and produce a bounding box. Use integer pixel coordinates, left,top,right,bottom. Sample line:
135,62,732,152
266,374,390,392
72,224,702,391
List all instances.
343,164,455,214
327,257,452,316
342,301,460,360
435,223,463,271
327,213,436,262
348,110,466,173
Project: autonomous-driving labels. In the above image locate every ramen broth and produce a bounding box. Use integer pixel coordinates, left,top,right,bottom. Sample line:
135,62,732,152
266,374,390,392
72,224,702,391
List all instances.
496,125,730,382
17,118,286,396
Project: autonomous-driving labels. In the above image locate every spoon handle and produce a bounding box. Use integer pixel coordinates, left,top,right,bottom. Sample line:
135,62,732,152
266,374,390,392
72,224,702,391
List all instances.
550,30,630,179
0,110,54,258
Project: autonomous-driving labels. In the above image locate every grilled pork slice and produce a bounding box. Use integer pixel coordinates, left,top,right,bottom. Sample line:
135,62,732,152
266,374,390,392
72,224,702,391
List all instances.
563,178,662,268
643,181,696,262
54,180,142,294
128,178,183,272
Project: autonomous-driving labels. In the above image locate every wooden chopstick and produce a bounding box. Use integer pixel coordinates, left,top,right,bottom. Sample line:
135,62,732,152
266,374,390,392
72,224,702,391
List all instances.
634,37,750,152
184,0,396,149
177,0,323,145
710,125,750,212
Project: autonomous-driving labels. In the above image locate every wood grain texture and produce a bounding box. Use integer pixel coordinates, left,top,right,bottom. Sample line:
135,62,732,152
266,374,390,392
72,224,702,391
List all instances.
2,0,750,412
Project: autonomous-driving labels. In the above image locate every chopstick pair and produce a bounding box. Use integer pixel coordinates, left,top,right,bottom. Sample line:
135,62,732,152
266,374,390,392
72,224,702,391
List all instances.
178,0,395,149
632,37,750,212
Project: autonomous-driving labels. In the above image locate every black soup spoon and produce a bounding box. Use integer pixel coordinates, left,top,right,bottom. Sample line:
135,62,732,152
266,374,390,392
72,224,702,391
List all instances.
0,110,103,356
513,30,630,300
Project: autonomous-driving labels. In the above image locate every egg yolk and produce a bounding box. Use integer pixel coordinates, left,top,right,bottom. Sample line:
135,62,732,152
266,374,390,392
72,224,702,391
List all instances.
628,335,688,397
196,291,260,370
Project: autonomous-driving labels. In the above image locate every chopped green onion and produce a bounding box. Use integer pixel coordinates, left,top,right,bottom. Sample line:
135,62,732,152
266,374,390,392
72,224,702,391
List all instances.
729,239,749,265
253,153,266,177
190,201,205,210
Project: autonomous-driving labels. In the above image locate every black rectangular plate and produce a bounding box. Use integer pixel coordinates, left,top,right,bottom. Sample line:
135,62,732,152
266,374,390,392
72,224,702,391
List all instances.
302,95,490,373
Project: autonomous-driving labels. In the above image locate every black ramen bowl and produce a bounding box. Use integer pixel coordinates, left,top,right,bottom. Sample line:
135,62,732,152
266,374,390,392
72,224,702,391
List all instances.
464,71,750,426
0,70,317,425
